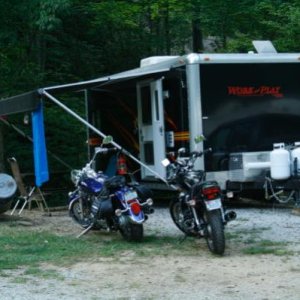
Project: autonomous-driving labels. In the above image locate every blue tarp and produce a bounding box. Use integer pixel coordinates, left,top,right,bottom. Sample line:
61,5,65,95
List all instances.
32,103,49,187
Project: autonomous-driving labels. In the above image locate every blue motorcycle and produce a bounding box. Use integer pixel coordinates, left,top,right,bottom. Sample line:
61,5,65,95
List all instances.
68,136,154,241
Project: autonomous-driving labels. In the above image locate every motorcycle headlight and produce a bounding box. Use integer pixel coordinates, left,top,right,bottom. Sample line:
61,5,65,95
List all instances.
71,170,81,184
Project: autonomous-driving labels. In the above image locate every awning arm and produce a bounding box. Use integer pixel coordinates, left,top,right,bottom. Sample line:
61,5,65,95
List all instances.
0,116,73,170
42,90,168,185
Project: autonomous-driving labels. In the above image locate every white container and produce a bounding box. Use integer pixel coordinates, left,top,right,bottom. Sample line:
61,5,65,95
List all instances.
291,142,300,175
270,143,291,180
229,151,271,182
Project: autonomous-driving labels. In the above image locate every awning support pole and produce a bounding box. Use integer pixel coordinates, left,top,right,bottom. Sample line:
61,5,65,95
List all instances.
42,90,168,184
0,116,72,170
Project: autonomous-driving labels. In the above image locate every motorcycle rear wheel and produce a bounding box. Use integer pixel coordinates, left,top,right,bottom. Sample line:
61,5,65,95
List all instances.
204,210,225,255
169,199,197,237
120,223,144,242
69,199,93,229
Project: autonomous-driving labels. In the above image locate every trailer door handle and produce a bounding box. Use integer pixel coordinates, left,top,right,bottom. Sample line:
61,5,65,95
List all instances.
159,126,163,135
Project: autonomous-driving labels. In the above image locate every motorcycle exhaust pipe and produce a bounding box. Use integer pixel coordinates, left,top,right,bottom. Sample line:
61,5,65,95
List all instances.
224,211,237,222
148,207,155,214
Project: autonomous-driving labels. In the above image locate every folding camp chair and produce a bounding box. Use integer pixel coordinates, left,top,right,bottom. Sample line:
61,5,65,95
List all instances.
7,157,50,215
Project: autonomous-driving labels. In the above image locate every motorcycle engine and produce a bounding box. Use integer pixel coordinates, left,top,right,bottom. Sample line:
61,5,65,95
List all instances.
91,196,113,217
185,170,204,185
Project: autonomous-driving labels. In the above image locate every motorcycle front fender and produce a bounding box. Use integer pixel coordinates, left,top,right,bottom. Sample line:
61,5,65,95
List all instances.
68,191,80,210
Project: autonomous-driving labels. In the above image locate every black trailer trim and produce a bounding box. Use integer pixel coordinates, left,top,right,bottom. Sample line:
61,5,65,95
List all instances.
0,90,40,116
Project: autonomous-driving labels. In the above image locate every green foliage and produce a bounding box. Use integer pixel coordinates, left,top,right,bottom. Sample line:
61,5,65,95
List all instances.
44,94,87,170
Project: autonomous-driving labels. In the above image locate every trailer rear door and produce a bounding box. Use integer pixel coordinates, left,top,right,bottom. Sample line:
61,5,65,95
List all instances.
137,79,166,179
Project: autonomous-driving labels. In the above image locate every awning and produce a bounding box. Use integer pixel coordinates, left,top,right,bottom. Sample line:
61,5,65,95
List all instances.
0,90,40,116
43,66,171,93
0,64,172,116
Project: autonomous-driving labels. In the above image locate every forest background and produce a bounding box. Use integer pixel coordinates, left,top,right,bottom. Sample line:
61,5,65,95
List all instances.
0,0,299,200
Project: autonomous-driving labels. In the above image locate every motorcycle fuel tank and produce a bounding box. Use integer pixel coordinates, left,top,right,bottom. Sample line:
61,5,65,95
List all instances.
80,175,106,194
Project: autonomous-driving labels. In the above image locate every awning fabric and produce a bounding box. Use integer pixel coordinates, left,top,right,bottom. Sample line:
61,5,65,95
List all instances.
0,91,40,116
0,65,171,116
43,66,170,93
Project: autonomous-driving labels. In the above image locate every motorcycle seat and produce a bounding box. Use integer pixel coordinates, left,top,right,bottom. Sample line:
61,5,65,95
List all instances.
104,175,126,188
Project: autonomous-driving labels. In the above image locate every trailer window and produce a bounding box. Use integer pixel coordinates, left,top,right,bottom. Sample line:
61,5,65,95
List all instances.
144,141,154,164
155,90,160,121
141,86,152,125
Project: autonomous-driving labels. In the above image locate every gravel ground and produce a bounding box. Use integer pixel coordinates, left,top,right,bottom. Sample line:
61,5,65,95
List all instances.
1,205,300,299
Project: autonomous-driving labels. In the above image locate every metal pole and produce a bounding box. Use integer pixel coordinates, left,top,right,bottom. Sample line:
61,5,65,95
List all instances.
42,90,168,184
0,116,72,170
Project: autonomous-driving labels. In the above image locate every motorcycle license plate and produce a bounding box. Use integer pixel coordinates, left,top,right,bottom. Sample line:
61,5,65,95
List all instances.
124,190,138,201
205,199,222,211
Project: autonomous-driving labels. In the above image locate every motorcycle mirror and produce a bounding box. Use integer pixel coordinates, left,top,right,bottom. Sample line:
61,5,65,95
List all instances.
194,134,205,144
94,147,102,154
161,158,170,167
102,135,113,145
178,147,186,154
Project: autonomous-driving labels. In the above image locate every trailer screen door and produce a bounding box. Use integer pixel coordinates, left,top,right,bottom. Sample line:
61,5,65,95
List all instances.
137,79,166,179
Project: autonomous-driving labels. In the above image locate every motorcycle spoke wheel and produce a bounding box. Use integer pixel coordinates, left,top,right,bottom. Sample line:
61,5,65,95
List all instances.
70,200,93,229
120,223,143,242
169,199,197,237
204,210,225,255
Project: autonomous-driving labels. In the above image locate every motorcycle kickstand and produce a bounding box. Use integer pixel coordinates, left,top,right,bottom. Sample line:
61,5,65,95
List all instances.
76,223,94,238
179,234,189,243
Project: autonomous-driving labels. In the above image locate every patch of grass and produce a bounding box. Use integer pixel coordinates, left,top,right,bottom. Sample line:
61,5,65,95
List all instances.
226,225,294,257
226,226,275,249
242,240,293,256
24,267,64,280
10,277,29,284
225,232,241,240
244,237,258,244
0,227,200,271
98,234,200,258
0,271,10,277
226,227,271,240
0,228,96,270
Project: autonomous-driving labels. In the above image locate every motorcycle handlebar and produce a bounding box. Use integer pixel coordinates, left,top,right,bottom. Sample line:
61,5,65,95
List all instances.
96,147,118,155
190,147,212,157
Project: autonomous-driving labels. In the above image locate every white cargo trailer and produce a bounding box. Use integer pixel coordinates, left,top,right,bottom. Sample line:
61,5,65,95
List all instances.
82,42,300,200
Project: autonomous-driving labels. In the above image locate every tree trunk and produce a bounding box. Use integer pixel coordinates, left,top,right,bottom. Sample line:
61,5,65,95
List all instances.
191,0,203,53
192,18,203,53
163,0,171,55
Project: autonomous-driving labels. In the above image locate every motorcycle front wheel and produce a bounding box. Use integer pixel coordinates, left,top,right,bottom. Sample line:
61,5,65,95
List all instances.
169,199,197,237
69,198,93,229
204,210,225,255
119,222,143,242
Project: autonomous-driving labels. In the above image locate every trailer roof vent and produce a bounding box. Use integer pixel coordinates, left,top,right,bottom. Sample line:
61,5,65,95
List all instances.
252,40,277,54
